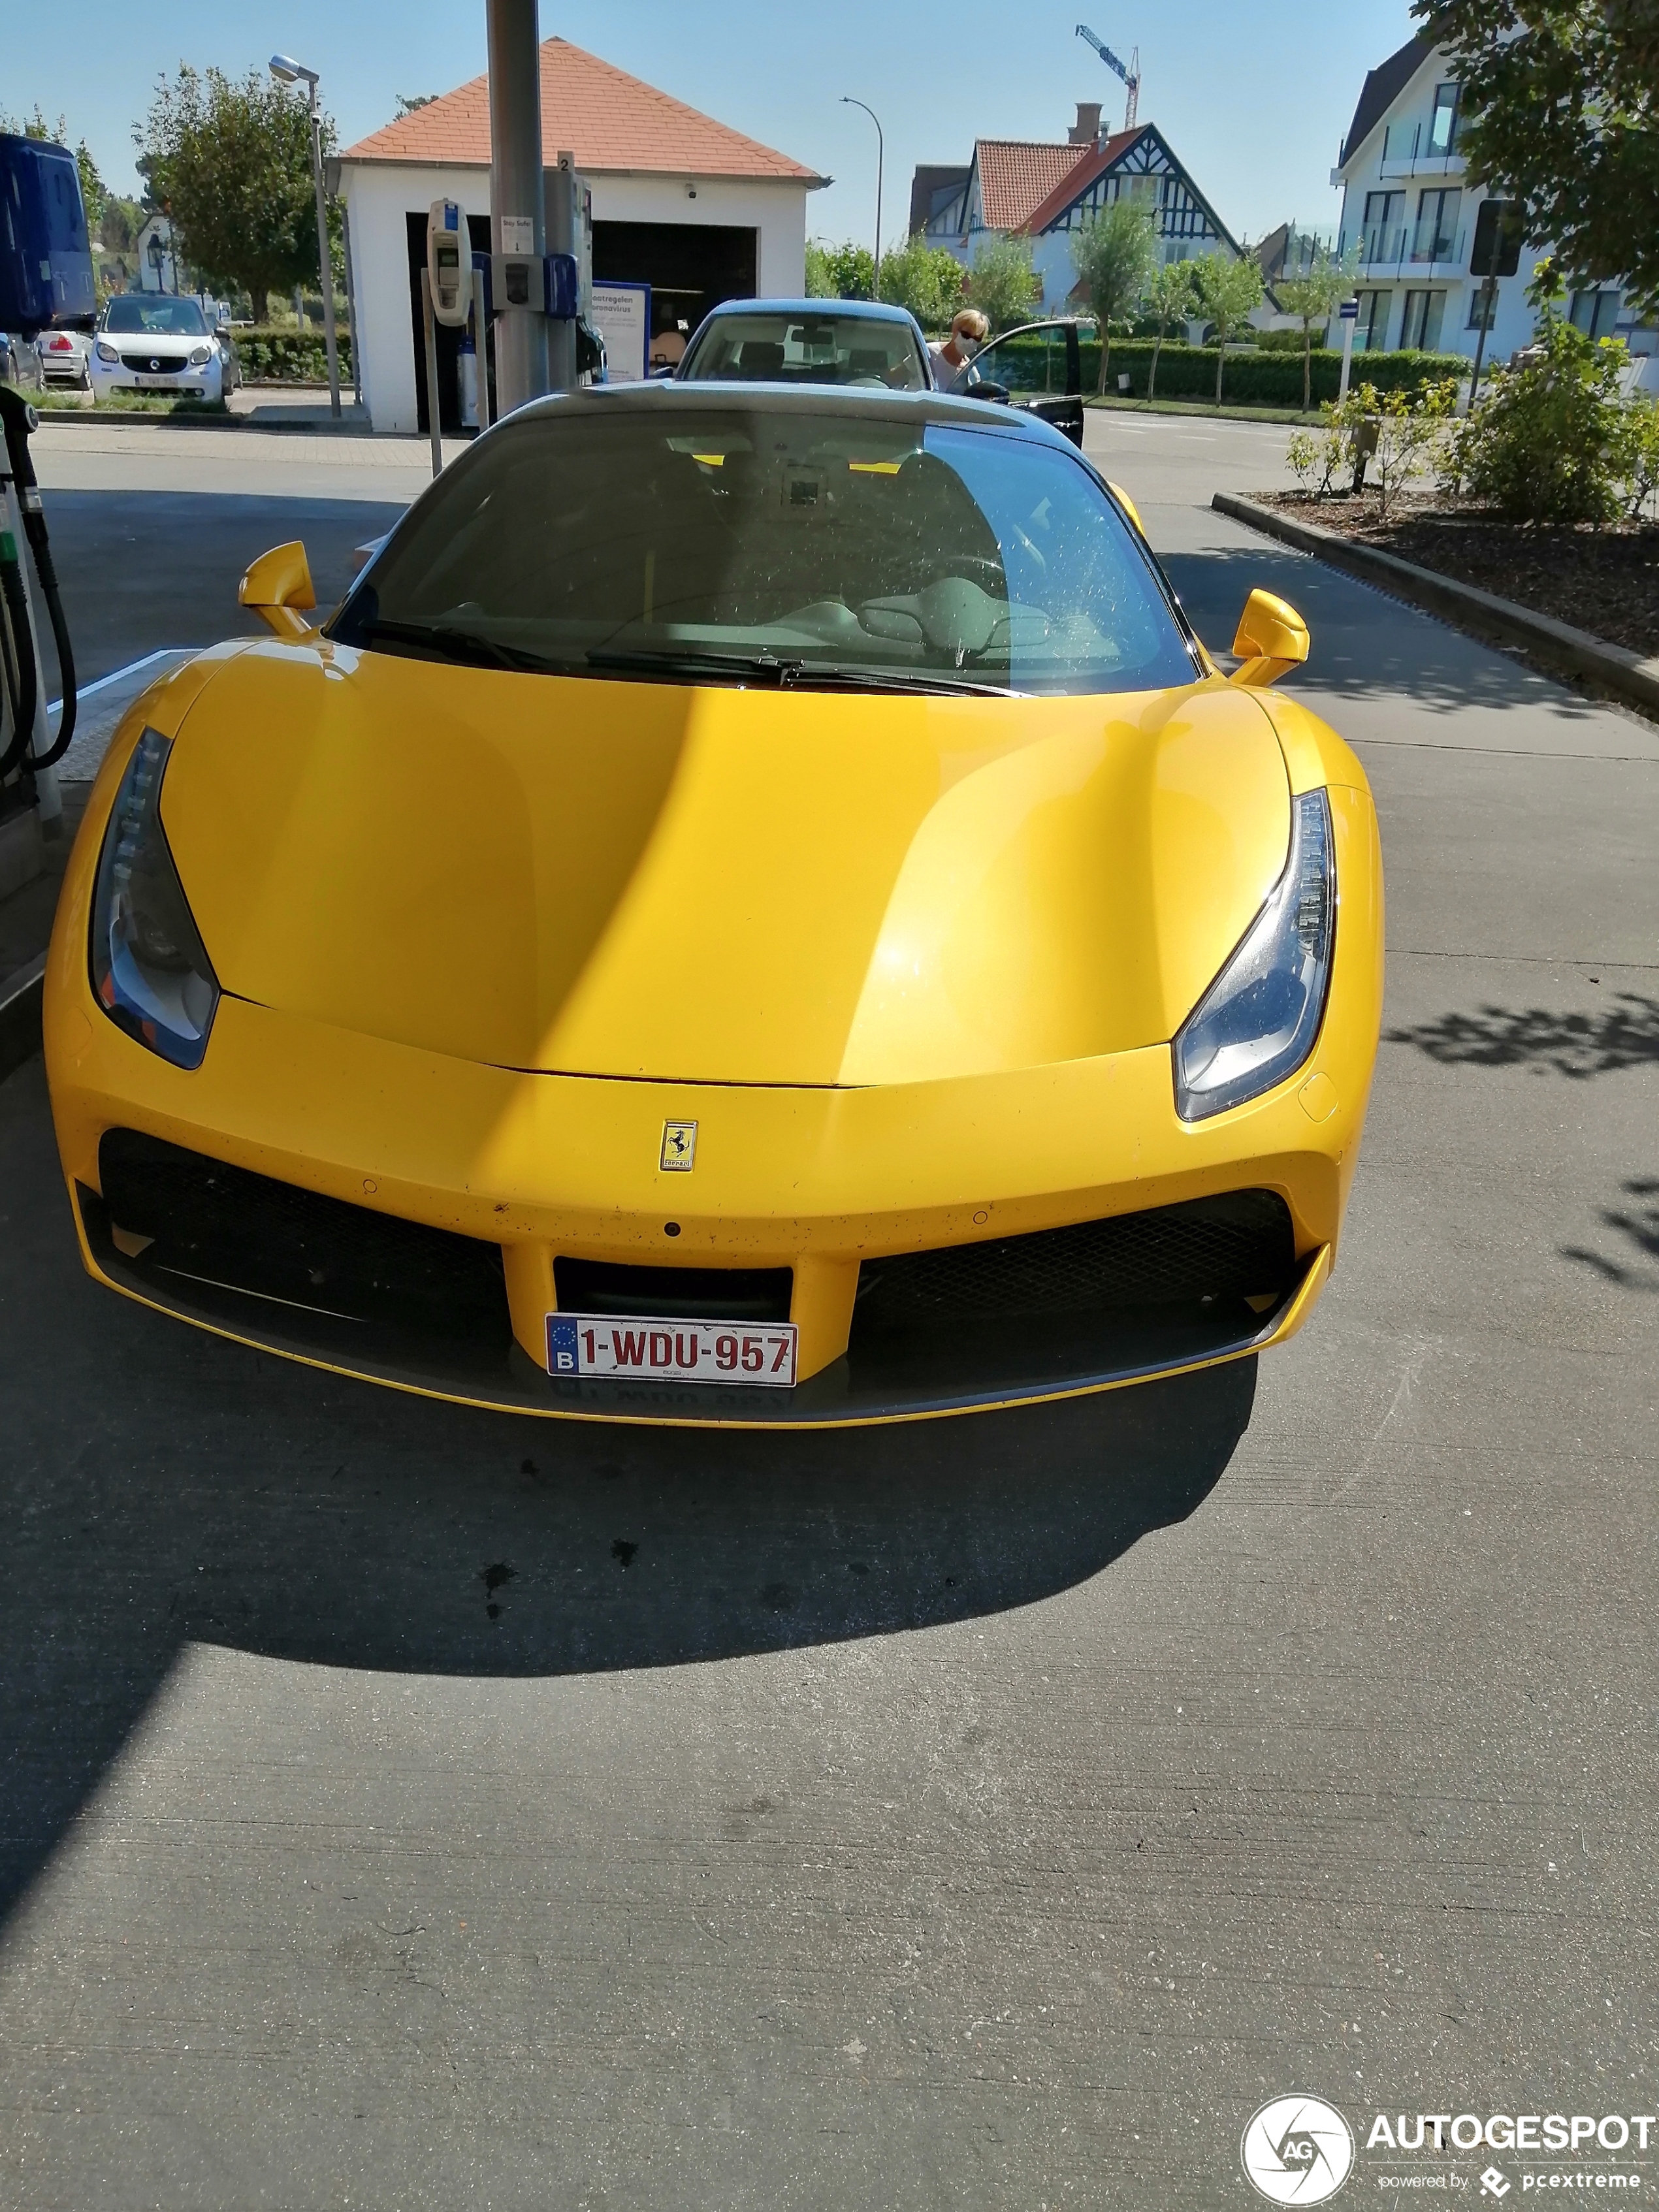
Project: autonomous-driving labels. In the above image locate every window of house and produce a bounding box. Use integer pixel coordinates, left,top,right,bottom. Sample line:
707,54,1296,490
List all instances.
1362,190,1405,260
1466,285,1499,330
1414,188,1462,263
1400,289,1447,351
1568,289,1622,341
1428,83,1461,156
1353,291,1393,352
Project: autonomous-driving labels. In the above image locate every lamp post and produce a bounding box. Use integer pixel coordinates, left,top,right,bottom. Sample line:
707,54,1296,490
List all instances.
269,54,341,419
840,97,884,291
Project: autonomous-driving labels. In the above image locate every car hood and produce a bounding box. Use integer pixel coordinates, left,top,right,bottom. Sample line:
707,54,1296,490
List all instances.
157,640,1291,1087
105,334,202,355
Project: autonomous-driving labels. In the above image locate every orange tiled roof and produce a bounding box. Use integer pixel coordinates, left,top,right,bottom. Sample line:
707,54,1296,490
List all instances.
1019,129,1144,234
973,140,1093,232
343,37,822,182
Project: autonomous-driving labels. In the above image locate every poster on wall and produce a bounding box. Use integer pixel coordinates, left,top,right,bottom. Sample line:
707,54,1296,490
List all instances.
591,281,651,381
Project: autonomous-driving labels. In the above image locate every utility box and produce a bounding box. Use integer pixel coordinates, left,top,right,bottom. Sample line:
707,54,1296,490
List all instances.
0,135,95,336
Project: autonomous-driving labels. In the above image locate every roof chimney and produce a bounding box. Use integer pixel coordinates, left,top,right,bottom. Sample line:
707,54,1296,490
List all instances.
1069,101,1103,146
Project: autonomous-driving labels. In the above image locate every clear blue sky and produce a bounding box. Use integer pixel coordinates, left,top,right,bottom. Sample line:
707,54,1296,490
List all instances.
10,1,1418,249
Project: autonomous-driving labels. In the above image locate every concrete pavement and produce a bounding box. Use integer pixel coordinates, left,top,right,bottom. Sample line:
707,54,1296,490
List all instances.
0,411,1653,2209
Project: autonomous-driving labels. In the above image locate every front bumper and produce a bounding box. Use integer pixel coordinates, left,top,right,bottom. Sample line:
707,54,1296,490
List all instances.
46,750,1382,1428
89,361,221,401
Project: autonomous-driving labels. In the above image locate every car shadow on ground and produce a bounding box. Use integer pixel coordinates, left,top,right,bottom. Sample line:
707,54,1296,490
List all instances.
1,1059,1257,1921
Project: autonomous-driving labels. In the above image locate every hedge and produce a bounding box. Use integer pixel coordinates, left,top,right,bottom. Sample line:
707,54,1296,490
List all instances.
997,338,1467,408
232,325,353,383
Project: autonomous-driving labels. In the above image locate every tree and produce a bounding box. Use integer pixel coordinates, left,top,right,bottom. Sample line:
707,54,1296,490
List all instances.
1144,258,1196,400
1191,250,1265,404
876,231,966,329
1069,200,1157,391
137,65,339,320
1274,249,1357,411
805,240,875,300
1412,0,1659,316
965,234,1042,332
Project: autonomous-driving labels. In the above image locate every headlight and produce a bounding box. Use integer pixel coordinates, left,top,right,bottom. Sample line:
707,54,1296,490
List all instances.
90,729,219,1069
1173,788,1334,1121
93,339,119,364
188,344,212,366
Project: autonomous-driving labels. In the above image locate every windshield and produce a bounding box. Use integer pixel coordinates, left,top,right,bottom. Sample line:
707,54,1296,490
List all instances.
680,313,928,393
103,297,210,336
330,404,1199,697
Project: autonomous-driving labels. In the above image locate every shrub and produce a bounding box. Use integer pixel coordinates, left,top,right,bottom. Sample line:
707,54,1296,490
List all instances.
805,241,875,302
876,232,965,330
1445,316,1643,524
1059,338,1466,408
233,324,353,382
1287,379,1458,517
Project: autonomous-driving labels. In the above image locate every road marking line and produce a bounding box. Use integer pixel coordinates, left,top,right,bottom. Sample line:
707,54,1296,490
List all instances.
48,646,187,720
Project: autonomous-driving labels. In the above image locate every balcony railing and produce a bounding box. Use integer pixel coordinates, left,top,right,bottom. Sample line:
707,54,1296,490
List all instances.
1340,224,1466,274
1378,120,1466,176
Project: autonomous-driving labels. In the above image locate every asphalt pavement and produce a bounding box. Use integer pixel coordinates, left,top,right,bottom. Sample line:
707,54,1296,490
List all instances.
0,409,1654,2209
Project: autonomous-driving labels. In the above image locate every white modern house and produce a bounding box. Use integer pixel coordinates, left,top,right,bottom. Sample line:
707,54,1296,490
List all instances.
338,37,825,434
916,103,1243,317
1332,31,1657,364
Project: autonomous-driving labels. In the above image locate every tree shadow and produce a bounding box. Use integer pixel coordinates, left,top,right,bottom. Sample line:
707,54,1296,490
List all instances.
0,1059,1257,1923
1562,1179,1659,1291
1385,995,1659,1078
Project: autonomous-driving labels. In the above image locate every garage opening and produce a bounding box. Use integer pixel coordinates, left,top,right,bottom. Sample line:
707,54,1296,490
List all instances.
592,221,756,369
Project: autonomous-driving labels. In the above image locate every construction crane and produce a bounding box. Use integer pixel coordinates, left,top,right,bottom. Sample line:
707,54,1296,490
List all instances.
1075,24,1141,134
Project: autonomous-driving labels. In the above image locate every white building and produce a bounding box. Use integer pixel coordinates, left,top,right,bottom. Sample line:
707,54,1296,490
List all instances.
916,104,1242,317
339,37,826,434
1332,32,1657,364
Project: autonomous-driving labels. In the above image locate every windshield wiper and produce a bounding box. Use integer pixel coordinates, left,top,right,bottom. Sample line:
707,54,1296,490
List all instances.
351,617,562,675
586,646,1015,697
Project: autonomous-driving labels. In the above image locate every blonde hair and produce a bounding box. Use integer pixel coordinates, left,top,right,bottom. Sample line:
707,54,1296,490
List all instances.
954,308,991,342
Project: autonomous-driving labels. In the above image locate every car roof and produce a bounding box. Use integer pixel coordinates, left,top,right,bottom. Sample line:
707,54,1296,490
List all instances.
698,297,922,326
511,377,1080,453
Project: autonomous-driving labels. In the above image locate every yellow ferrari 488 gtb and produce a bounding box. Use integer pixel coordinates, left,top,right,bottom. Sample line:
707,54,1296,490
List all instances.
44,383,1382,1425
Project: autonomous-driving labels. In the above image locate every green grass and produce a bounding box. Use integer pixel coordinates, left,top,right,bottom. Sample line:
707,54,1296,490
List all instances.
28,387,228,417
1085,393,1323,426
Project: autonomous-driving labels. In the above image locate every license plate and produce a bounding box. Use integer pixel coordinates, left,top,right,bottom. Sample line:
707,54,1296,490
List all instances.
547,1313,797,1387
135,375,180,389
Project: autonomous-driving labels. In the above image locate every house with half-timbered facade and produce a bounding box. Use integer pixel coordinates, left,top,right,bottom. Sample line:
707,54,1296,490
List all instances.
916,103,1244,315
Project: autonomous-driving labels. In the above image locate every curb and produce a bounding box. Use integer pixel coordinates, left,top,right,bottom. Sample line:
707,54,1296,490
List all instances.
0,953,46,1086
1213,492,1659,722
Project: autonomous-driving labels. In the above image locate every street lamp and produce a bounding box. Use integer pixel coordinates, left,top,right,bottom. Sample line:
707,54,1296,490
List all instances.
269,54,341,419
840,97,884,288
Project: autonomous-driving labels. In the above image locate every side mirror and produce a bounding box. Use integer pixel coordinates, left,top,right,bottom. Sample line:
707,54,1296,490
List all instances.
240,541,317,641
965,379,1011,404
1229,588,1310,688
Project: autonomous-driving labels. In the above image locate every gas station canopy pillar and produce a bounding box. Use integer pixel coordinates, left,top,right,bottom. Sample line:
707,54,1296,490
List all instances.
487,0,549,412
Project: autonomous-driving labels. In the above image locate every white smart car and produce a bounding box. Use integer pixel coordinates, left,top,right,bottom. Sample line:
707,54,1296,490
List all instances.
89,295,234,402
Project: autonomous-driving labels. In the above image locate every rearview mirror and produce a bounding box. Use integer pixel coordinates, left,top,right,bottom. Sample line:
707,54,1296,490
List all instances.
240,541,317,641
1229,588,1310,688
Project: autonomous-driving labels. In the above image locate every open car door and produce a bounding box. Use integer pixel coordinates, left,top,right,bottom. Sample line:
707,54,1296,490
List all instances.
948,320,1084,447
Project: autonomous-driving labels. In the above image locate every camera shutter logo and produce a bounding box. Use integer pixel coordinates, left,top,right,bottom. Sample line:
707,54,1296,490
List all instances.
1241,2096,1355,2204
